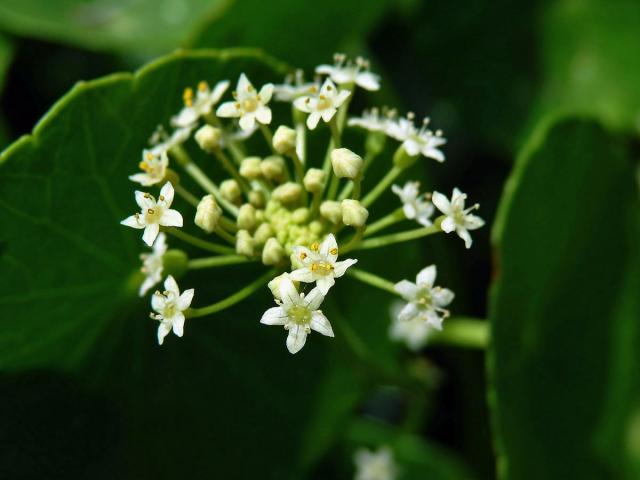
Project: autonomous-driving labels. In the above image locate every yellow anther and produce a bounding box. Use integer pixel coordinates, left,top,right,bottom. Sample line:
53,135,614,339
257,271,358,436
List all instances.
159,195,165,201
319,94,326,100
310,242,320,252
147,208,155,214
329,247,338,256
311,261,334,274
183,87,194,106
300,252,307,260
146,152,154,161
139,161,149,171
144,193,152,198
198,81,208,92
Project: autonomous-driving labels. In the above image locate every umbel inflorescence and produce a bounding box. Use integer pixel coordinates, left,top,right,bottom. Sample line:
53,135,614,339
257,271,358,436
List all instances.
121,54,484,352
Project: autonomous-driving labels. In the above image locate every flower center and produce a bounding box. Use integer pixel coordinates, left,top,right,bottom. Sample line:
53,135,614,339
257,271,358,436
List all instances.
416,287,433,308
311,261,334,275
288,305,312,325
243,97,258,112
145,206,162,223
317,96,332,110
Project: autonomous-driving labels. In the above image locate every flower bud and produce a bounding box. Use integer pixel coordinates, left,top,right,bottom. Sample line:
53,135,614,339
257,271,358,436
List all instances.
331,148,363,179
236,230,254,257
292,207,310,224
240,156,262,180
194,194,222,233
320,200,342,224
341,199,369,227
303,168,326,193
254,223,275,245
220,179,241,202
272,182,303,205
260,155,286,182
195,125,222,152
272,125,297,155
268,273,296,301
262,238,285,266
248,190,266,208
237,204,256,231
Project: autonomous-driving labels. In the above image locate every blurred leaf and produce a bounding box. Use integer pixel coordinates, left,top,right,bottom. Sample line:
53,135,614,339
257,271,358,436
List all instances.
187,0,392,69
0,48,372,478
535,0,640,134
489,117,640,479
0,0,229,56
0,32,13,93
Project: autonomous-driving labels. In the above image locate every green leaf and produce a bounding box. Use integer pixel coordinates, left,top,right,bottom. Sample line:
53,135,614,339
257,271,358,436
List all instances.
0,0,229,55
489,117,640,479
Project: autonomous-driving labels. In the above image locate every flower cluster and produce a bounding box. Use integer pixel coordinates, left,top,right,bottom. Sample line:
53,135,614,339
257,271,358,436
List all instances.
119,53,484,352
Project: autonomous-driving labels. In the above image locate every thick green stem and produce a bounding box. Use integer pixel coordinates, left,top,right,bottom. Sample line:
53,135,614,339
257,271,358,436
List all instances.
259,124,277,154
327,173,340,200
329,117,341,148
214,148,250,194
431,318,489,349
346,268,397,294
214,226,236,245
364,207,405,237
187,255,252,269
361,165,404,208
354,217,443,251
187,268,276,318
174,183,200,208
166,228,235,255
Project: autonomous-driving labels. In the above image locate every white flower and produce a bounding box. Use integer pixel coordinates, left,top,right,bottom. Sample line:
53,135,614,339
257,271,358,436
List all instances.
389,300,432,351
316,53,380,91
432,188,484,248
121,182,183,246
394,265,454,330
129,149,168,186
216,73,274,131
139,232,167,297
391,181,434,227
293,78,351,130
273,69,319,102
150,275,194,345
388,116,446,162
260,277,334,354
354,446,398,480
289,234,357,295
348,107,396,133
148,124,194,155
171,80,229,128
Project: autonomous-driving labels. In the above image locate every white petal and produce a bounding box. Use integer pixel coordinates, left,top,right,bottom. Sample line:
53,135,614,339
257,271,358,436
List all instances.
121,215,145,229
159,182,175,206
286,325,308,354
315,64,334,75
320,233,338,258
320,78,336,95
403,139,420,157
426,310,444,330
432,287,454,307
142,223,160,246
394,280,418,300
258,83,274,103
335,89,351,106
139,276,158,297
160,209,183,227
135,190,154,209
307,112,321,130
171,107,198,128
292,246,313,266
316,275,335,295
403,203,417,219
398,302,420,322
153,233,168,254
321,108,337,122
465,214,485,230
151,292,165,311
260,306,288,325
239,113,256,132
172,313,185,337
129,173,156,187
178,288,194,310
216,101,240,118
211,80,230,103
164,275,180,296
157,321,172,345
310,312,334,337
424,147,445,162
355,71,380,91
457,227,473,249
293,96,311,113
416,265,436,287
303,287,325,311
255,106,272,125
333,258,357,278
431,191,451,214
279,277,300,306
289,267,316,283
441,216,456,233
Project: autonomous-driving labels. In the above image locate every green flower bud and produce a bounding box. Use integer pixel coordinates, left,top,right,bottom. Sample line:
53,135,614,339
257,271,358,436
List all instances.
260,155,286,182
236,230,254,257
303,168,326,193
320,200,342,224
341,199,369,227
237,204,257,231
272,182,303,205
220,179,241,203
331,148,363,179
240,156,262,180
248,190,266,208
272,125,297,155
194,194,222,233
195,125,222,153
262,237,285,266
254,223,275,245
309,220,323,234
292,207,310,224
268,273,297,301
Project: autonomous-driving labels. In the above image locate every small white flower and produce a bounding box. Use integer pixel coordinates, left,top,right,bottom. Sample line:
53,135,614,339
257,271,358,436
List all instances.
289,234,357,295
432,188,484,248
391,181,434,227
293,78,351,130
388,116,447,162
129,149,169,186
316,53,380,91
139,232,167,297
389,300,432,351
121,182,183,246
394,265,454,330
148,124,194,155
348,107,396,133
354,446,398,480
260,277,334,354
273,69,320,102
171,80,230,128
216,73,274,131
150,275,194,345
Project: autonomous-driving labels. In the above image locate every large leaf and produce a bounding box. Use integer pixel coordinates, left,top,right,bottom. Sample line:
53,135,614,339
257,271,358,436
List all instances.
488,117,640,479
0,0,228,56
0,48,375,479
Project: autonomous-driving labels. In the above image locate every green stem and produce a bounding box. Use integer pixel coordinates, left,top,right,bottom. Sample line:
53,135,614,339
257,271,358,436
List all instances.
205,112,245,164
329,117,341,148
364,207,405,237
289,151,306,184
187,268,276,318
431,317,489,349
218,216,238,232
166,228,235,255
173,183,200,208
214,148,250,194
361,165,404,208
354,217,443,251
327,173,340,200
351,177,362,200
346,268,397,294
214,226,236,245
187,255,252,269
259,124,276,154
339,227,365,254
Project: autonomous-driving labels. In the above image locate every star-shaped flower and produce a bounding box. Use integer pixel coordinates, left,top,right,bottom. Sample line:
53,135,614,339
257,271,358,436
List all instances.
138,232,167,297
432,188,484,248
348,107,395,133
216,73,274,131
273,69,319,102
316,53,380,91
148,124,194,156
394,265,454,330
129,149,169,186
150,275,194,345
289,234,357,295
260,276,334,354
171,80,229,128
388,116,447,162
121,182,183,246
391,181,434,227
354,446,398,480
389,300,432,351
293,78,351,130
